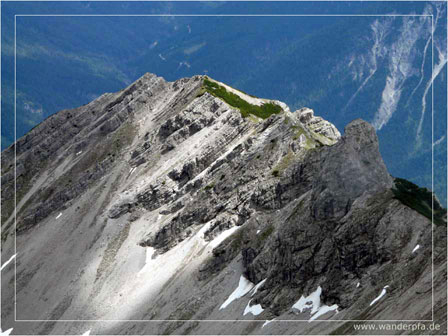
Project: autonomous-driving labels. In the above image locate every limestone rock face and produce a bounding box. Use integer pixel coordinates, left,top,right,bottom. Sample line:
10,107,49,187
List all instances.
296,107,341,143
1,73,445,335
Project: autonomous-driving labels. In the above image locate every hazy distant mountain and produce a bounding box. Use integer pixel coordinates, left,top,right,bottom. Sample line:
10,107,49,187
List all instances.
1,1,446,201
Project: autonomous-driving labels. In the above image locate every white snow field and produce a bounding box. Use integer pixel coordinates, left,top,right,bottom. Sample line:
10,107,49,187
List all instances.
292,286,339,321
370,286,389,306
243,300,264,316
220,275,254,310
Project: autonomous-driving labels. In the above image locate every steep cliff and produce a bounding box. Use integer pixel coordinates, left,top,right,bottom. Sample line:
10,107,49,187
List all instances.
1,73,446,335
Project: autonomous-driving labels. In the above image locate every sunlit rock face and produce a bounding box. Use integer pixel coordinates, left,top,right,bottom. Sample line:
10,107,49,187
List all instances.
1,73,445,335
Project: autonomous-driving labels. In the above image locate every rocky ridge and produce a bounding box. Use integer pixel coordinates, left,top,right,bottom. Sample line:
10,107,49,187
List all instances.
1,73,446,335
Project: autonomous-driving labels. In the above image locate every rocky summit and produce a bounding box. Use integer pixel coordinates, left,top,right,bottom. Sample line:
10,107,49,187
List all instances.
1,73,446,335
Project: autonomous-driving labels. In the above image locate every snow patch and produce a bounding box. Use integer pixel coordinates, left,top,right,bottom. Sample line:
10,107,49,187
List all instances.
244,300,264,316
370,286,389,306
76,151,83,156
81,331,91,336
262,319,275,328
292,286,339,321
309,304,339,321
256,230,261,234
1,254,16,271
250,279,267,297
356,282,360,288
412,244,420,253
0,328,13,336
137,247,156,276
209,226,239,248
129,167,136,175
56,213,62,219
292,286,322,314
220,275,254,310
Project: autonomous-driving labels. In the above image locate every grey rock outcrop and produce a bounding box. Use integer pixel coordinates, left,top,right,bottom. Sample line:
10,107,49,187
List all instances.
295,107,341,143
1,73,445,336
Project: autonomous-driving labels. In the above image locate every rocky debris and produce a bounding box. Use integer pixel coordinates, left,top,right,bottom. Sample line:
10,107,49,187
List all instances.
142,201,227,252
136,183,177,213
168,161,196,187
108,197,135,219
158,94,226,140
297,107,315,123
159,201,185,215
202,214,240,242
295,107,341,144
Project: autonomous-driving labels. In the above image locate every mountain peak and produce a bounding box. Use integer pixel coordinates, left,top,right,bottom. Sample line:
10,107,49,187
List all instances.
1,73,444,335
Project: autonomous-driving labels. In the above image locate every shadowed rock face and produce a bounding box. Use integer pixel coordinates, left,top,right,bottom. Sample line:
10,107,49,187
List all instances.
1,73,446,335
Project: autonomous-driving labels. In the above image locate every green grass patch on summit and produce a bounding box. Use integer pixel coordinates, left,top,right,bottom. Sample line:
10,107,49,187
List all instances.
202,78,282,119
392,178,446,226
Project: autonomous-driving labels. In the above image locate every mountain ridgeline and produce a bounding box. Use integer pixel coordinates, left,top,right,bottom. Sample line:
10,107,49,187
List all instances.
1,74,446,335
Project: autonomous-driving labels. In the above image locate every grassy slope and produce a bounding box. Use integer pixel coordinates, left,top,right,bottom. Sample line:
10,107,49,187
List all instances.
201,78,282,120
